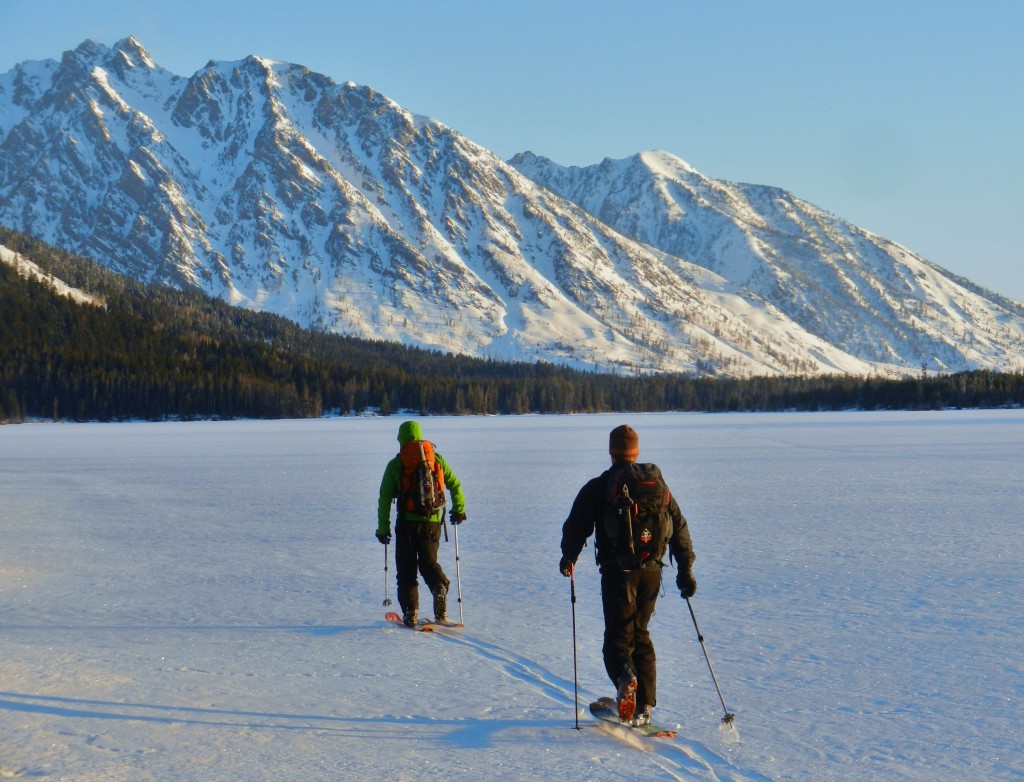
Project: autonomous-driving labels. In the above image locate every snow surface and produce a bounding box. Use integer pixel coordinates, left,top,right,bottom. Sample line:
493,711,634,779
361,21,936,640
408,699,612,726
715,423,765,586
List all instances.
0,411,1021,781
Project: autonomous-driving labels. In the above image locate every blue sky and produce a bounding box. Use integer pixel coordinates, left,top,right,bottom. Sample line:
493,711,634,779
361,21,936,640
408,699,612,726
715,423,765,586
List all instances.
3,0,1022,301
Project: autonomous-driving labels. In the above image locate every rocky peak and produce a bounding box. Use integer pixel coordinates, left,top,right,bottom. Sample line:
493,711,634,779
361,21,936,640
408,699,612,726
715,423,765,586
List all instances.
2,38,1022,378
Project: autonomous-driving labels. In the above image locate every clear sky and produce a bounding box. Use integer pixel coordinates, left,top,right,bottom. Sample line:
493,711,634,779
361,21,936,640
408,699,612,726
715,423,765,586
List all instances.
3,0,1022,301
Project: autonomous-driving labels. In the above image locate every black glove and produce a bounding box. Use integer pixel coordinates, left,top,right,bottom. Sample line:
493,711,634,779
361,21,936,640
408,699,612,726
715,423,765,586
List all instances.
677,569,697,598
559,556,575,577
450,511,467,525
375,530,391,545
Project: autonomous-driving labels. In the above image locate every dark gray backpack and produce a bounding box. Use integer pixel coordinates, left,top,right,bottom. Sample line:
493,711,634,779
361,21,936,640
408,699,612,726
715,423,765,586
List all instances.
604,463,672,570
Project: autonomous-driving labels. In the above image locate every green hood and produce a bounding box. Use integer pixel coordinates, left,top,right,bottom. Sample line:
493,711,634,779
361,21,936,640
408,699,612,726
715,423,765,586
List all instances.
397,420,423,446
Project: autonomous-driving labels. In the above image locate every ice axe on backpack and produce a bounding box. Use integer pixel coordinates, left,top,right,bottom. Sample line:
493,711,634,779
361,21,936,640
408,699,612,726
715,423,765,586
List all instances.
615,483,638,565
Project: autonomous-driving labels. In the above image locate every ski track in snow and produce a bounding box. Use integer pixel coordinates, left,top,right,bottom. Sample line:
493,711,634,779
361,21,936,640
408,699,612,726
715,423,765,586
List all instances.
391,616,775,782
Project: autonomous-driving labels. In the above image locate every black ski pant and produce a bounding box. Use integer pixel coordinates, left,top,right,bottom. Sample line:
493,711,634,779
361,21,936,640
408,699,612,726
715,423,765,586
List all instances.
395,519,449,615
600,567,662,709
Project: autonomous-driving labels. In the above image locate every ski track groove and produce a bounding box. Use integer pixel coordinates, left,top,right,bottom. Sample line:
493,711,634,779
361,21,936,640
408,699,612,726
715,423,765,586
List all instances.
424,623,768,782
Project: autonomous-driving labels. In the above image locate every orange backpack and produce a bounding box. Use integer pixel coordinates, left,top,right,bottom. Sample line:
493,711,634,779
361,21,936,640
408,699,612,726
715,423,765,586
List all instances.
399,440,446,517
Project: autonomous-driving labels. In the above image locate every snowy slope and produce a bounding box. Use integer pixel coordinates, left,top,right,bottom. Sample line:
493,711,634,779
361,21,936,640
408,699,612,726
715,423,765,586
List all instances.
1,412,1021,781
0,39,876,379
509,150,1024,374
3,39,1024,377
0,244,105,307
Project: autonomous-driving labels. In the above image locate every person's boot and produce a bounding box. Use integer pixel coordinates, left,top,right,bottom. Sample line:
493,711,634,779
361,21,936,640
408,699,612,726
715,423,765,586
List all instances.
616,666,637,721
432,585,448,624
402,609,418,627
633,705,653,726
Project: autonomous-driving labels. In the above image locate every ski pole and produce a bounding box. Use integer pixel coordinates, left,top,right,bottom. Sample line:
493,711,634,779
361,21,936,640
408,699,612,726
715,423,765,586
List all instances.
382,543,392,607
686,597,735,725
452,519,465,625
570,562,580,730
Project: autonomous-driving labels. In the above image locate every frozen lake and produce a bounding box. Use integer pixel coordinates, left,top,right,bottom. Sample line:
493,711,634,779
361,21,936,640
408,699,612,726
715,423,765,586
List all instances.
1,410,1021,780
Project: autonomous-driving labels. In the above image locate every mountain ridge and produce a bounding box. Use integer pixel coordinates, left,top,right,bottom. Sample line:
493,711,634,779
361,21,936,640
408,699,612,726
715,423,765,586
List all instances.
2,37,1022,377
509,150,1024,371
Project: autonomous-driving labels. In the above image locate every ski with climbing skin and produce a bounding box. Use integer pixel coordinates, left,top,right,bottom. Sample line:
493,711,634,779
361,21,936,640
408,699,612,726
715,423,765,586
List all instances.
589,697,677,738
384,611,463,632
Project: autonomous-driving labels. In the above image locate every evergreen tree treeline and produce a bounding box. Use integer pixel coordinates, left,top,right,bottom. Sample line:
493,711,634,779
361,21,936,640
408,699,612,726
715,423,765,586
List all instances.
2,227,1022,423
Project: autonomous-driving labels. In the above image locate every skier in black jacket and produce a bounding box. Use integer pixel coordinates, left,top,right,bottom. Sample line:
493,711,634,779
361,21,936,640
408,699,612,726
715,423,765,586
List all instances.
559,424,696,726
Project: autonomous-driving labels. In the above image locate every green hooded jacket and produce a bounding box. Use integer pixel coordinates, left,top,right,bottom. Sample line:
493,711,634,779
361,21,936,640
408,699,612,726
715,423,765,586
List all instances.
377,420,466,536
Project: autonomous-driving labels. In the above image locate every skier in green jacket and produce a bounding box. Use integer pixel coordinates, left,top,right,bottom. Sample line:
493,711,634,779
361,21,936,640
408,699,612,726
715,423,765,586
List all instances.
377,420,467,626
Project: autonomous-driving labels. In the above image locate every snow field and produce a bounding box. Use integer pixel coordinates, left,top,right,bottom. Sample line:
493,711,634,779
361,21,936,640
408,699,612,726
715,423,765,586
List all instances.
0,410,1021,780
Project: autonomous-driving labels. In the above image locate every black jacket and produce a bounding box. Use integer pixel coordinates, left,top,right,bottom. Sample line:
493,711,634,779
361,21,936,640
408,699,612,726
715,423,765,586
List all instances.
560,464,695,573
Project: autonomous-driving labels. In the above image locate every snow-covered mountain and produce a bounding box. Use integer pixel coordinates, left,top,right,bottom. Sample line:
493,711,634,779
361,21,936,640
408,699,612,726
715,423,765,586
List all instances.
509,150,1024,374
2,38,1022,377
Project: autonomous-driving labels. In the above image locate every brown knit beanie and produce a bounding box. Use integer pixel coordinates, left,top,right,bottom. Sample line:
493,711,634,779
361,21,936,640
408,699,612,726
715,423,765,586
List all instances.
609,424,640,461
